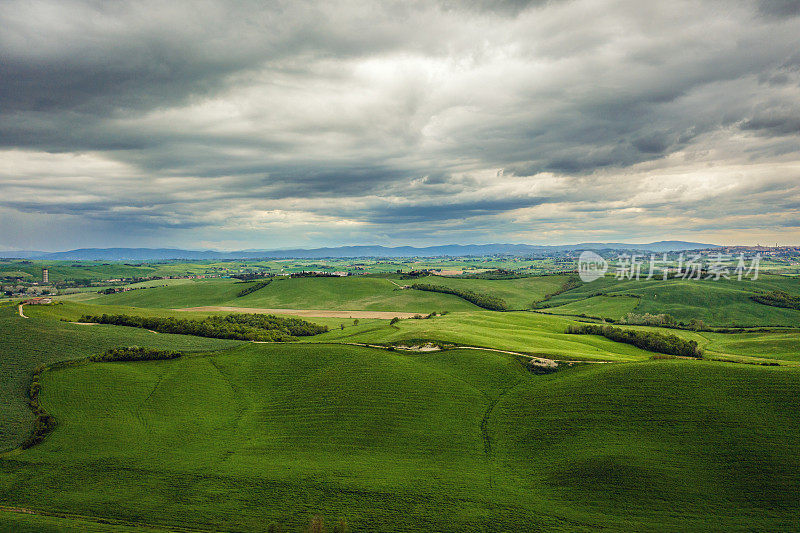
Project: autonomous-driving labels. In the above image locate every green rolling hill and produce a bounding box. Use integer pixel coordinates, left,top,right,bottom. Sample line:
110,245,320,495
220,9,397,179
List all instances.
542,275,800,326
2,345,798,531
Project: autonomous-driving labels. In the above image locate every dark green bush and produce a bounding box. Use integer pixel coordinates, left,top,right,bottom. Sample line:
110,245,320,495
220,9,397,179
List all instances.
566,323,702,358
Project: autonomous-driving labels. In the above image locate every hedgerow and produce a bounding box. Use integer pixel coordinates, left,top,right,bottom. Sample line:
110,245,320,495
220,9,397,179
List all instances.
237,279,272,297
21,364,57,449
92,346,184,362
79,313,328,342
566,323,702,358
751,291,800,311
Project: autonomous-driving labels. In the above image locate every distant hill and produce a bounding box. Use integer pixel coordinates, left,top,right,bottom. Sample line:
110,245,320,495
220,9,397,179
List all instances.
0,241,719,260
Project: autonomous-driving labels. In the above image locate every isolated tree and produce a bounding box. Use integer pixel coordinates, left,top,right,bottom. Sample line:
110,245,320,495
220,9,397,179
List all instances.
353,319,359,326
390,317,400,326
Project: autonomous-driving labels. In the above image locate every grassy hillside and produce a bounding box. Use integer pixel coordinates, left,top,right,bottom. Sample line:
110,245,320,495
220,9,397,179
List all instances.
236,276,477,311
89,276,479,312
0,303,241,451
82,279,247,308
406,274,573,309
491,360,800,530
21,301,656,361
2,346,798,531
540,295,640,319
542,275,800,326
28,301,800,364
312,311,656,361
697,331,800,363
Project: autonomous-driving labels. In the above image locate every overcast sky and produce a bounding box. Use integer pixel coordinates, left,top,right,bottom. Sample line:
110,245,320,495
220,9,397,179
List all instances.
2,0,800,250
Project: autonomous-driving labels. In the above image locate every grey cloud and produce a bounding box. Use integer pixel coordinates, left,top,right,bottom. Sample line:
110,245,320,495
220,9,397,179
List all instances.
1,0,800,248
758,0,800,19
359,197,554,224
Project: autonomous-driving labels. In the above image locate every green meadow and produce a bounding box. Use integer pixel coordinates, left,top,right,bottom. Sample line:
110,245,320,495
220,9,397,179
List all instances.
89,276,479,312
542,274,800,326
1,345,797,531
1,271,799,531
0,303,241,451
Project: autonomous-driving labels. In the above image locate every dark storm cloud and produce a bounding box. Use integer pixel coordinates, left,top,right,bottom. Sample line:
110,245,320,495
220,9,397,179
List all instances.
758,0,800,19
1,0,800,248
359,197,553,224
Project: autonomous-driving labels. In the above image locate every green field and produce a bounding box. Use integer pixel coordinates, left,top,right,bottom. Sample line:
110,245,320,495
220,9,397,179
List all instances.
1,345,797,531
74,274,580,313
539,295,640,319
0,303,242,451
85,276,478,312
542,275,800,326
2,270,800,531
311,311,657,361
402,274,573,309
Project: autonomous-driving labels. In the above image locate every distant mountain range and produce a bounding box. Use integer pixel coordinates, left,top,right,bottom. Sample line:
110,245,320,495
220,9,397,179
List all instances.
0,241,720,260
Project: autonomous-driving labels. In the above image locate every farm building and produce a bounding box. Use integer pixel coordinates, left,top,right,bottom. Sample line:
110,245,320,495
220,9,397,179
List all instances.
25,296,52,305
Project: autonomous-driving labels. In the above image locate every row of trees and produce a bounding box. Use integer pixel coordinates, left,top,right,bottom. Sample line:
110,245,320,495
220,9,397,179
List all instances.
566,324,703,358
236,279,272,297
619,312,678,327
92,346,184,362
458,269,524,280
751,291,800,310
539,275,582,304
410,283,509,311
22,364,56,449
79,313,329,342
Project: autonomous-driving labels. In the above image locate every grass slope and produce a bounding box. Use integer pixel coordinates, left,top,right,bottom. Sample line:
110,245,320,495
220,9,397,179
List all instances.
88,277,478,313
83,279,247,308
0,303,241,451
311,311,656,361
407,275,572,309
2,346,798,531
543,275,800,326
540,295,640,319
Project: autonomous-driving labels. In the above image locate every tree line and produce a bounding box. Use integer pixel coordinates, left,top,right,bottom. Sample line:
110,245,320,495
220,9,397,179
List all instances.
92,346,184,362
78,313,329,342
410,283,509,311
237,279,272,297
22,364,56,449
566,323,703,358
751,290,800,311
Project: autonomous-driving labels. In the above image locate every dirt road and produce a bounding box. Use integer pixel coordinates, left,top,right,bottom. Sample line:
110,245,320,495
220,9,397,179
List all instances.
18,304,28,319
175,306,420,319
